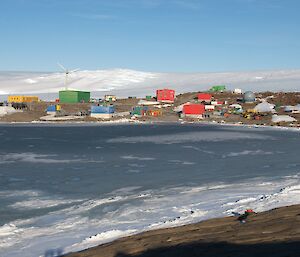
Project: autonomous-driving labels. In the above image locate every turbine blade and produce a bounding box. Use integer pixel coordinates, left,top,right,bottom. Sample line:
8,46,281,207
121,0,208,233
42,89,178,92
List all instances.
57,62,67,71
70,68,80,73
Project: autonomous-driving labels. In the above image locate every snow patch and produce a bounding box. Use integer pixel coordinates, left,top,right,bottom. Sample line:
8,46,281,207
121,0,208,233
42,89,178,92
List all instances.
121,155,156,161
108,131,272,144
0,107,20,117
222,150,273,158
272,115,297,123
24,78,37,84
0,153,102,164
10,199,83,210
64,229,137,253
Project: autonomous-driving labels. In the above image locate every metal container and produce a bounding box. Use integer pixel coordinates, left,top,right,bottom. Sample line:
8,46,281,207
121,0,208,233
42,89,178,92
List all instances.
91,105,115,114
131,106,148,116
210,85,226,92
147,110,162,116
46,105,56,112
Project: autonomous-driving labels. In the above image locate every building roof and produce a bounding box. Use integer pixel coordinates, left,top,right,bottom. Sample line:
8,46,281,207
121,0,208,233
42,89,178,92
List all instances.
59,90,90,93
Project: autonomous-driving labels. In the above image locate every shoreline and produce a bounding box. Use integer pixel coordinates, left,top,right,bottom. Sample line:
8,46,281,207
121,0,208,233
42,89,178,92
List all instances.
0,119,299,132
1,91,299,128
61,173,300,256
66,204,300,257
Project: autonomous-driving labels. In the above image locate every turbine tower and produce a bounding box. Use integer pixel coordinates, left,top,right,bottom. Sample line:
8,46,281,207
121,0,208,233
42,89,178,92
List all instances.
58,63,79,90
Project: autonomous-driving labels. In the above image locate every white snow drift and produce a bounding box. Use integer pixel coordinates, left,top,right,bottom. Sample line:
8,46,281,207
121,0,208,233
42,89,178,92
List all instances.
0,106,20,116
0,69,300,100
271,115,297,123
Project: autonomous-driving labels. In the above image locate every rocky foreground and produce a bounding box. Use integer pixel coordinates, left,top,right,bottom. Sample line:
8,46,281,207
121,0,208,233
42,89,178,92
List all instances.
66,205,300,257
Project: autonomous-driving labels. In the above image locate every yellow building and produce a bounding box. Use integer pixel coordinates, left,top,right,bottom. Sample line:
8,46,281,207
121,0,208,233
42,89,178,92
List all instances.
8,96,39,103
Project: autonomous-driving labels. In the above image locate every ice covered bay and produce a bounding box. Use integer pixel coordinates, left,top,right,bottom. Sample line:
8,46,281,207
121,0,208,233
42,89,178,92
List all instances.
0,123,299,256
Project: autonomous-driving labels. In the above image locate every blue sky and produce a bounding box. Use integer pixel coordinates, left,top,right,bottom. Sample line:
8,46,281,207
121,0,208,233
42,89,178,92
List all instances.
1,0,300,72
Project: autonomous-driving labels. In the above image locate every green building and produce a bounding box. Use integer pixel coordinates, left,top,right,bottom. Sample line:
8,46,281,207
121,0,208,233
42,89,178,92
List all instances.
209,85,226,92
59,90,90,103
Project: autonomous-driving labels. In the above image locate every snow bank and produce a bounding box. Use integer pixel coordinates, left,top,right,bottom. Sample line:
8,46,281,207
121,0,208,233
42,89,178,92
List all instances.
64,229,137,253
284,105,300,112
138,100,160,106
0,106,19,116
271,115,297,123
0,69,300,100
39,115,84,121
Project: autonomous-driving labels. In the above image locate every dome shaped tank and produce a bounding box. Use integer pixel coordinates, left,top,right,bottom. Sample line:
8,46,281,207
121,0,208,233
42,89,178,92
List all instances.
243,91,255,102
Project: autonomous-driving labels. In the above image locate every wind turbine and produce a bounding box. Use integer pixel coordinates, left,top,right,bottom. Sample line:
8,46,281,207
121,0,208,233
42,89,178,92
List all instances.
58,63,80,90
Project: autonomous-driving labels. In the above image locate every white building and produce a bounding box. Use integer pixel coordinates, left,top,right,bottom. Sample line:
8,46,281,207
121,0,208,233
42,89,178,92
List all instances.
105,95,117,102
233,88,242,94
205,105,215,111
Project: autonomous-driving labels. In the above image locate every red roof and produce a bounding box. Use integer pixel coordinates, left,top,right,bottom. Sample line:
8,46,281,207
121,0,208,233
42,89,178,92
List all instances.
183,104,205,115
198,93,212,101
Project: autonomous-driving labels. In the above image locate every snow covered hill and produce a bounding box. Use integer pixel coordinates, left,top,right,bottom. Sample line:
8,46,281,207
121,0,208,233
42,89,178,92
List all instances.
0,69,299,100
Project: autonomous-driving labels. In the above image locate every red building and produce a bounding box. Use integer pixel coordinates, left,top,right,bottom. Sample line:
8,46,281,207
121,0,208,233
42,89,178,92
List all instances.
183,104,205,115
156,89,175,103
198,93,212,102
